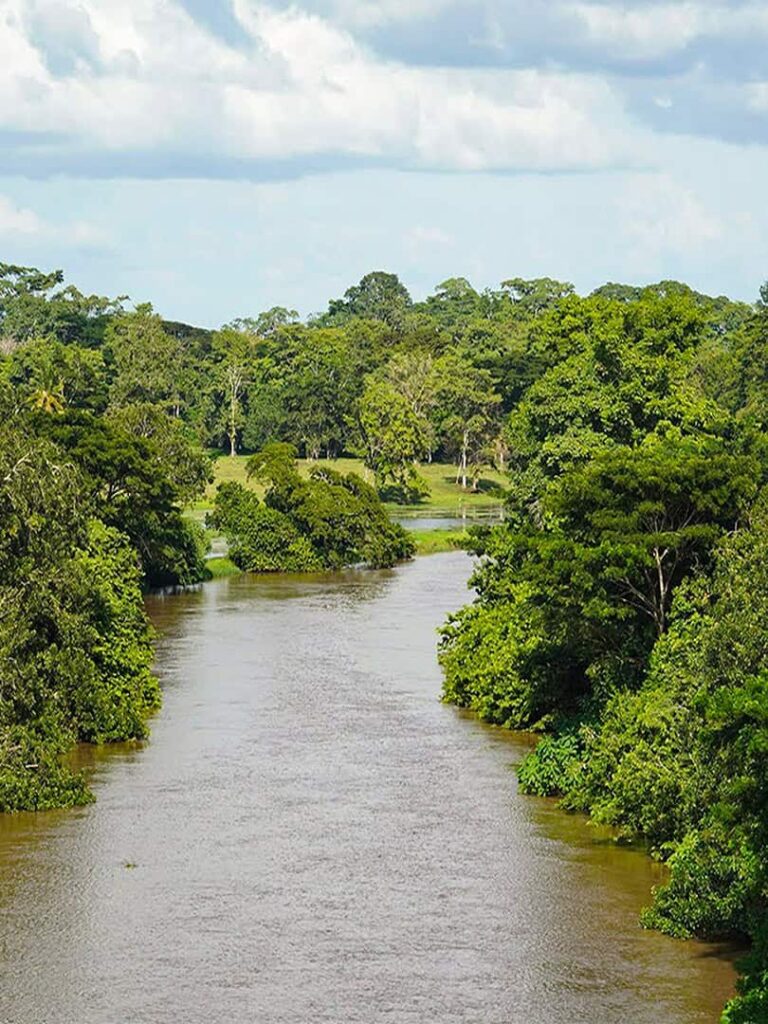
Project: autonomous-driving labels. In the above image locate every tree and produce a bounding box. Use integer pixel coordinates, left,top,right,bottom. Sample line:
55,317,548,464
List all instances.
10,337,107,412
231,307,300,337
500,277,575,315
212,326,254,456
0,425,159,810
211,444,415,569
424,278,482,331
547,436,759,636
323,271,412,330
107,403,212,506
38,411,208,587
433,353,501,489
504,293,732,515
384,351,436,422
356,378,431,502
107,304,185,412
0,263,122,349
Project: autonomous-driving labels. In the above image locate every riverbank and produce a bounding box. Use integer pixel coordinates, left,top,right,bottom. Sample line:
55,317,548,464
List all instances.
204,525,471,579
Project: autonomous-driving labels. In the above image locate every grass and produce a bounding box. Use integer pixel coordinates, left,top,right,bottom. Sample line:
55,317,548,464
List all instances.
410,528,471,556
194,455,506,514
204,556,242,579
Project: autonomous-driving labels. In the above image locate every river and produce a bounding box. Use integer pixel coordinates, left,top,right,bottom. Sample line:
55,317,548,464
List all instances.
0,552,736,1023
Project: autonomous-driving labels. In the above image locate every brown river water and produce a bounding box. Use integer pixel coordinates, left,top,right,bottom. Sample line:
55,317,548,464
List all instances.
0,552,737,1023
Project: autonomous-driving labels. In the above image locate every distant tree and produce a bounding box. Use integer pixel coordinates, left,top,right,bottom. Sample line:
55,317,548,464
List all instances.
384,350,437,424
212,326,254,456
500,277,575,315
433,353,501,490
324,271,412,329
215,444,415,568
590,282,643,303
356,379,431,502
10,337,107,412
424,278,482,332
0,263,123,349
107,304,184,412
231,307,300,337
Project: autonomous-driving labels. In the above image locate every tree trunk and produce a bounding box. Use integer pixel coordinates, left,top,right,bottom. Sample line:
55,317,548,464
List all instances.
229,395,237,456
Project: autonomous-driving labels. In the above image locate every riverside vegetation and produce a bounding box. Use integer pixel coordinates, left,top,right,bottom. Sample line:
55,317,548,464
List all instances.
439,281,768,1022
2,263,768,1019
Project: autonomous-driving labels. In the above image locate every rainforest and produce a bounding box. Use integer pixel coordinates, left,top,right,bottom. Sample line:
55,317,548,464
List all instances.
2,264,768,1021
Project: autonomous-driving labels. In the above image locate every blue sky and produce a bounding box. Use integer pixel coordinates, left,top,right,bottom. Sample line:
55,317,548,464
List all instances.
1,0,767,325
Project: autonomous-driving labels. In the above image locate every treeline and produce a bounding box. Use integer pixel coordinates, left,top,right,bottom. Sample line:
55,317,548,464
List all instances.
438,280,768,1021
0,266,604,502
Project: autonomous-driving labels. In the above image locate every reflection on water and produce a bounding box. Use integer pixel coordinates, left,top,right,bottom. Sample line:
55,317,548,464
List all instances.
393,509,504,532
0,554,736,1024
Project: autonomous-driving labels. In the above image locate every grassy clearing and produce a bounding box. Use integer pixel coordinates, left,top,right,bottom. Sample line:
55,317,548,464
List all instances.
410,528,471,556
195,455,506,513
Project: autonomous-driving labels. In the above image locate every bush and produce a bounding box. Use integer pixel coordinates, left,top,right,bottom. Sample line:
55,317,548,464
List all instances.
208,453,415,573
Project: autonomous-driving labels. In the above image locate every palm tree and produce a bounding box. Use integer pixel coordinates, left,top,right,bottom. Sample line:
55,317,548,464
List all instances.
28,383,65,415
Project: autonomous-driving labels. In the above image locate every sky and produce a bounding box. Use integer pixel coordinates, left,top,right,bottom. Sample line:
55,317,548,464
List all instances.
0,0,767,326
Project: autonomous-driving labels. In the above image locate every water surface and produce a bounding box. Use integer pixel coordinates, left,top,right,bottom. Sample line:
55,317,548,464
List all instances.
0,553,735,1023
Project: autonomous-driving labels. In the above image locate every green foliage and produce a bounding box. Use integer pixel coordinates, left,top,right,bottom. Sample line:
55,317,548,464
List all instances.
204,556,242,579
9,337,108,411
107,304,185,411
722,921,768,1023
0,427,160,811
440,594,579,728
0,263,122,348
433,352,502,489
322,270,412,330
356,378,431,502
210,448,414,572
547,435,758,636
437,279,768,1020
209,481,321,572
517,718,586,797
410,528,468,555
39,410,209,587
107,402,212,506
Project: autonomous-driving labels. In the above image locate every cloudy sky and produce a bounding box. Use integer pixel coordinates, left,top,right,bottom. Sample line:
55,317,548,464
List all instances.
1,0,767,324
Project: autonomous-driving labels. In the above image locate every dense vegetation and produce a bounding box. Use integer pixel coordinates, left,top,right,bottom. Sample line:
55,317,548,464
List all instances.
208,443,414,571
439,280,768,1021
4,259,768,1017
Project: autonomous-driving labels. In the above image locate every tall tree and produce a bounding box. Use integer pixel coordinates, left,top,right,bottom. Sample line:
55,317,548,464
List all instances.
108,304,185,412
212,326,254,456
324,271,412,330
433,353,501,489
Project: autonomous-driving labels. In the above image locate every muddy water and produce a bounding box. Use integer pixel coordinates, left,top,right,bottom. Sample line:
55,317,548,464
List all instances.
0,553,735,1023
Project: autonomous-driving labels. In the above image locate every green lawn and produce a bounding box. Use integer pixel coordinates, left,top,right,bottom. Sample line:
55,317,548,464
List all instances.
194,456,506,514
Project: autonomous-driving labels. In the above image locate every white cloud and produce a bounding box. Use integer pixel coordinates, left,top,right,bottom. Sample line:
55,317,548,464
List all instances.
0,195,45,235
567,2,768,60
747,82,768,112
618,174,722,263
0,0,647,174
0,192,105,246
315,0,454,29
